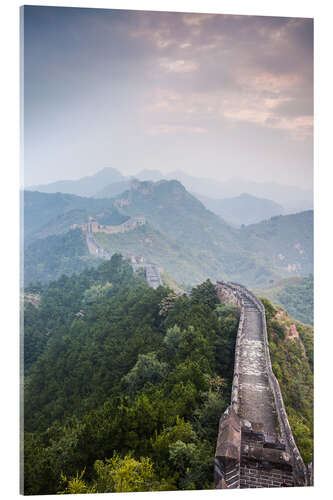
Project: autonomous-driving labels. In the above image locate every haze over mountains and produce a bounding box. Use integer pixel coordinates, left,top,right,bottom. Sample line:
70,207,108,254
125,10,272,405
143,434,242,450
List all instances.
27,167,125,198
24,175,313,293
194,193,284,227
27,167,313,226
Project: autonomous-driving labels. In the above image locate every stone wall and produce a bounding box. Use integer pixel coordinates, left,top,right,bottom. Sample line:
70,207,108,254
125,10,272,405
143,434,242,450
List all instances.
216,282,244,415
215,280,310,488
231,283,308,486
215,406,241,489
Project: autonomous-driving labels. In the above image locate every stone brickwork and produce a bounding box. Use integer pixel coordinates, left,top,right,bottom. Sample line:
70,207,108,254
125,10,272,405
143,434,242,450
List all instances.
214,280,310,489
215,406,241,489
240,463,294,489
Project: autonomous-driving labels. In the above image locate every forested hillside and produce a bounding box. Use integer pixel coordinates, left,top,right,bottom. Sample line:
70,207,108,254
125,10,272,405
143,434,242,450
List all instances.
95,223,224,285
24,190,127,244
24,256,239,494
256,275,313,325
239,211,313,277
262,298,313,463
24,183,314,290
23,256,313,494
24,228,100,285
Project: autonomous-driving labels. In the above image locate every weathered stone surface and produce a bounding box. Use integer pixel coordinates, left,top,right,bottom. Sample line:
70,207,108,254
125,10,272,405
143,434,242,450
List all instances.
215,406,241,461
214,406,242,488
215,281,309,489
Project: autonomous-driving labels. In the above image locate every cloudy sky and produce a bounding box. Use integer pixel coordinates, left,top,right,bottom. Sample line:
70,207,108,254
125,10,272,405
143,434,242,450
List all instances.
23,6,313,188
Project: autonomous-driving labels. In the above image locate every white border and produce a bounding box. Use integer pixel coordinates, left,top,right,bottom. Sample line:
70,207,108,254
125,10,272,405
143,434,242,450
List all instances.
1,1,331,499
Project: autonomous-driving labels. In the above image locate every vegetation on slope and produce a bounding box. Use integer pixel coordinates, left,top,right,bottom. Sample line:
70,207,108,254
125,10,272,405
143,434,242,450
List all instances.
24,184,314,290
115,181,313,287
256,274,313,325
23,255,313,494
261,298,313,464
24,259,239,494
95,224,225,286
24,190,127,244
24,228,100,285
239,211,313,277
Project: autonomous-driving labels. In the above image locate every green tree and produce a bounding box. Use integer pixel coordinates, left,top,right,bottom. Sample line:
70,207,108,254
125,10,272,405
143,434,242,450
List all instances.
163,324,184,354
191,280,219,310
93,454,157,493
123,352,168,393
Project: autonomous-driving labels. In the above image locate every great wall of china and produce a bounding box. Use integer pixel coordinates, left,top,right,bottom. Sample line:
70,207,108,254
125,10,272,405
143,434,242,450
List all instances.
72,215,146,235
83,227,163,290
76,220,313,488
214,280,312,489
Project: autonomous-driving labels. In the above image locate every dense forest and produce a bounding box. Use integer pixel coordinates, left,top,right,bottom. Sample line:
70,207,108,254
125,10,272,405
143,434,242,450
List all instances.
23,256,239,494
23,256,313,494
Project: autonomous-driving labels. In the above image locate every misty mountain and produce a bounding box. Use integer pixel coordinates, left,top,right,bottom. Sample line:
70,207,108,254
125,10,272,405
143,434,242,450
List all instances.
24,180,313,289
238,210,313,277
113,179,240,253
94,180,131,198
195,192,284,226
135,168,313,211
26,167,313,214
113,180,313,286
24,190,127,244
135,169,165,182
24,228,100,285
26,167,126,197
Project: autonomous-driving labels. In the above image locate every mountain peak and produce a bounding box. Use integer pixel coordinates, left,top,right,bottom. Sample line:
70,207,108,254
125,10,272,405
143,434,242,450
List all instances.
130,178,186,195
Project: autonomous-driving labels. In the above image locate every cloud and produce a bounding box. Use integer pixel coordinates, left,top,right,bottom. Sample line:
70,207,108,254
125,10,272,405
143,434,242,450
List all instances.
148,124,207,135
24,7,313,187
159,58,199,73
141,14,312,140
182,13,216,26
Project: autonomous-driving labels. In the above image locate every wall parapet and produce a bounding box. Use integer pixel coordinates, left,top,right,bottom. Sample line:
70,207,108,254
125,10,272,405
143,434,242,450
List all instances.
216,280,309,487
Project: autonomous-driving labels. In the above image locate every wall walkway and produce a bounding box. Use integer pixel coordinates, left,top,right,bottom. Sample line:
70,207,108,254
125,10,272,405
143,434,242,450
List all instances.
214,280,310,489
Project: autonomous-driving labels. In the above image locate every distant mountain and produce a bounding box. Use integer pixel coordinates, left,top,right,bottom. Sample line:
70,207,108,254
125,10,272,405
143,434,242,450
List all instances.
23,181,313,289
26,166,313,214
133,168,313,212
94,180,131,198
238,210,314,278
26,167,126,197
282,199,314,215
113,179,240,253
135,169,165,182
113,180,313,286
195,192,284,226
24,190,128,244
24,228,100,285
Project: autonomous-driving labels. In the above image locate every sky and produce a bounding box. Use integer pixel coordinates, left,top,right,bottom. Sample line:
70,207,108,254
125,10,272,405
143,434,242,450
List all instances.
22,6,313,189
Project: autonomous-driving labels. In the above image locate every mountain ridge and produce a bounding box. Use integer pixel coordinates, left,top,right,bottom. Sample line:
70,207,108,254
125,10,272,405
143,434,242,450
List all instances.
23,180,313,289
26,167,313,212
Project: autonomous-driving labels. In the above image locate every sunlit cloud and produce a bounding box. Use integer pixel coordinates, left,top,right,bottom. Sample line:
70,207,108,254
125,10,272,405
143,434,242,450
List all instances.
182,13,215,26
24,7,313,187
159,58,199,73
